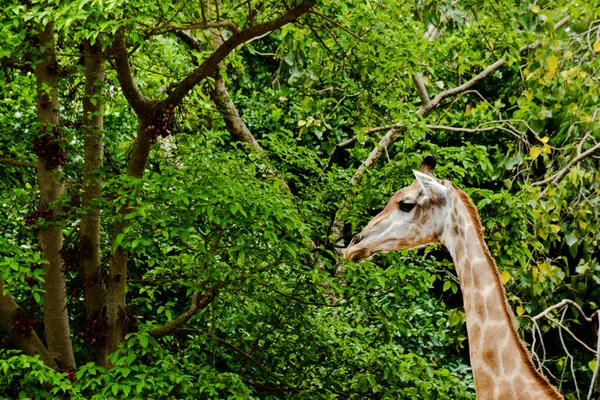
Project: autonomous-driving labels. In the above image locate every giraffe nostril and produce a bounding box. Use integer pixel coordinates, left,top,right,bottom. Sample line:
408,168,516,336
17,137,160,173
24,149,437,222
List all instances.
350,234,364,246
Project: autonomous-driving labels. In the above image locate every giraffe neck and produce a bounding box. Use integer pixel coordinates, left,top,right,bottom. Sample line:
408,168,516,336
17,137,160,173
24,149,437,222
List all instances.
440,189,562,400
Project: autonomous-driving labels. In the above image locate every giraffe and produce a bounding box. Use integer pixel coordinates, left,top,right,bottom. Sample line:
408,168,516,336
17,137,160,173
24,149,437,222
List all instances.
344,155,563,400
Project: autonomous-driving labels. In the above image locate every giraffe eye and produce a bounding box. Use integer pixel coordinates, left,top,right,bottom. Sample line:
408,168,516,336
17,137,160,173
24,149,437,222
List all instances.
398,201,416,212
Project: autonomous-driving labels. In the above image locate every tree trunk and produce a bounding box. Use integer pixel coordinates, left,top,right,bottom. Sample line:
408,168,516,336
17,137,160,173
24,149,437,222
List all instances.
80,39,108,365
0,278,57,369
103,127,153,361
34,22,75,369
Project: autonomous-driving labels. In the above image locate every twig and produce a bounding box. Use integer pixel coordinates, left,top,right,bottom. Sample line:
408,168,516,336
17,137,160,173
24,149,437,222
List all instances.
145,21,240,34
532,298,599,323
533,142,600,187
532,299,600,355
150,286,220,338
308,10,364,41
0,158,37,168
587,316,600,400
425,124,497,133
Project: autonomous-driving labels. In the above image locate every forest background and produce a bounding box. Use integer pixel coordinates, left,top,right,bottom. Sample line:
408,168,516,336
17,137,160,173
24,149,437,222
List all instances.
0,0,599,398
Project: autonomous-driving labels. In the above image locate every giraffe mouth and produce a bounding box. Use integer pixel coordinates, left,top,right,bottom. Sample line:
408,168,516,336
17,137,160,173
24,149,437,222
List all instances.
344,246,372,261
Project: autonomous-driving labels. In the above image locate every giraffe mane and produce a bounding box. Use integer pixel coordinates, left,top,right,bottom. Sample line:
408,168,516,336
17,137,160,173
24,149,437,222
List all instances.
453,185,562,399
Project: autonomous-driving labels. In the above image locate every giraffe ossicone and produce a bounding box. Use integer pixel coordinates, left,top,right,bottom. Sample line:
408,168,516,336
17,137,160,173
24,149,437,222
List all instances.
345,155,563,400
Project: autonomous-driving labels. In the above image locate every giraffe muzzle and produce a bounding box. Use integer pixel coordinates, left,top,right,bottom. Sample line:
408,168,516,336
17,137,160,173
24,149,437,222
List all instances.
349,234,364,246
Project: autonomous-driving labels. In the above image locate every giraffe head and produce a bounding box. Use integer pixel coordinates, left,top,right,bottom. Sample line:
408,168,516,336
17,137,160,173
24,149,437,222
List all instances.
345,155,453,261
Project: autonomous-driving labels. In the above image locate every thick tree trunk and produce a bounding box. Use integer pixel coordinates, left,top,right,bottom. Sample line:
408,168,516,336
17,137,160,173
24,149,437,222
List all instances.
34,23,75,369
0,278,57,368
80,39,108,364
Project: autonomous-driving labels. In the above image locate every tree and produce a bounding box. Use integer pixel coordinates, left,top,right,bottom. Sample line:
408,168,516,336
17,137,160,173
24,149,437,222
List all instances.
1,0,599,398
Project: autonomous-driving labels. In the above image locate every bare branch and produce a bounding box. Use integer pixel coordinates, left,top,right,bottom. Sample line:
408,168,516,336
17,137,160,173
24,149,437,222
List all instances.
351,126,407,185
533,141,600,187
173,30,203,51
531,299,600,355
150,287,219,338
412,73,430,106
349,58,507,187
588,317,600,400
423,24,441,41
208,30,263,150
532,299,599,323
364,123,404,135
425,124,498,133
422,59,507,114
554,16,570,31
0,158,36,168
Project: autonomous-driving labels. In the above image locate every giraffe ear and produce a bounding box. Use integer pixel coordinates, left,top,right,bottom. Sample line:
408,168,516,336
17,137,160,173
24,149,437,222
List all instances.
413,170,448,198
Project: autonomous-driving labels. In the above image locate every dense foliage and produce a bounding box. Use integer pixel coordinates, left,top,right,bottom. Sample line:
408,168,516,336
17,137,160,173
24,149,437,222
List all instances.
1,0,599,398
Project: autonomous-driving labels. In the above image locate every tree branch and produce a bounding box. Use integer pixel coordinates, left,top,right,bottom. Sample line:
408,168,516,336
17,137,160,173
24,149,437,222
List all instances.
589,317,600,400
0,158,36,168
173,31,203,52
147,21,240,35
351,126,408,185
208,30,263,150
150,287,219,338
425,124,498,133
160,0,315,109
420,59,507,115
174,30,261,148
532,141,600,187
531,299,600,356
110,28,149,117
0,278,57,368
412,72,430,106
532,299,599,323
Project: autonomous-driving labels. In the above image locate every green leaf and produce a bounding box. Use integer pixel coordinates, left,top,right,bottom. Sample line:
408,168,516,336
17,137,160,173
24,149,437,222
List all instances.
366,375,377,392
443,280,452,292
565,233,578,247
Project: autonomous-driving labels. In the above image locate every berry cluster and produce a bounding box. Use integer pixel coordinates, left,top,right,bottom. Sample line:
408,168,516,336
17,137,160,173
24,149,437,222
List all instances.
46,60,63,76
78,314,107,344
32,133,66,170
59,244,78,272
82,269,105,289
23,276,37,286
14,309,36,337
24,263,42,286
69,285,80,301
37,98,53,108
24,209,53,227
61,367,76,382
141,104,177,141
